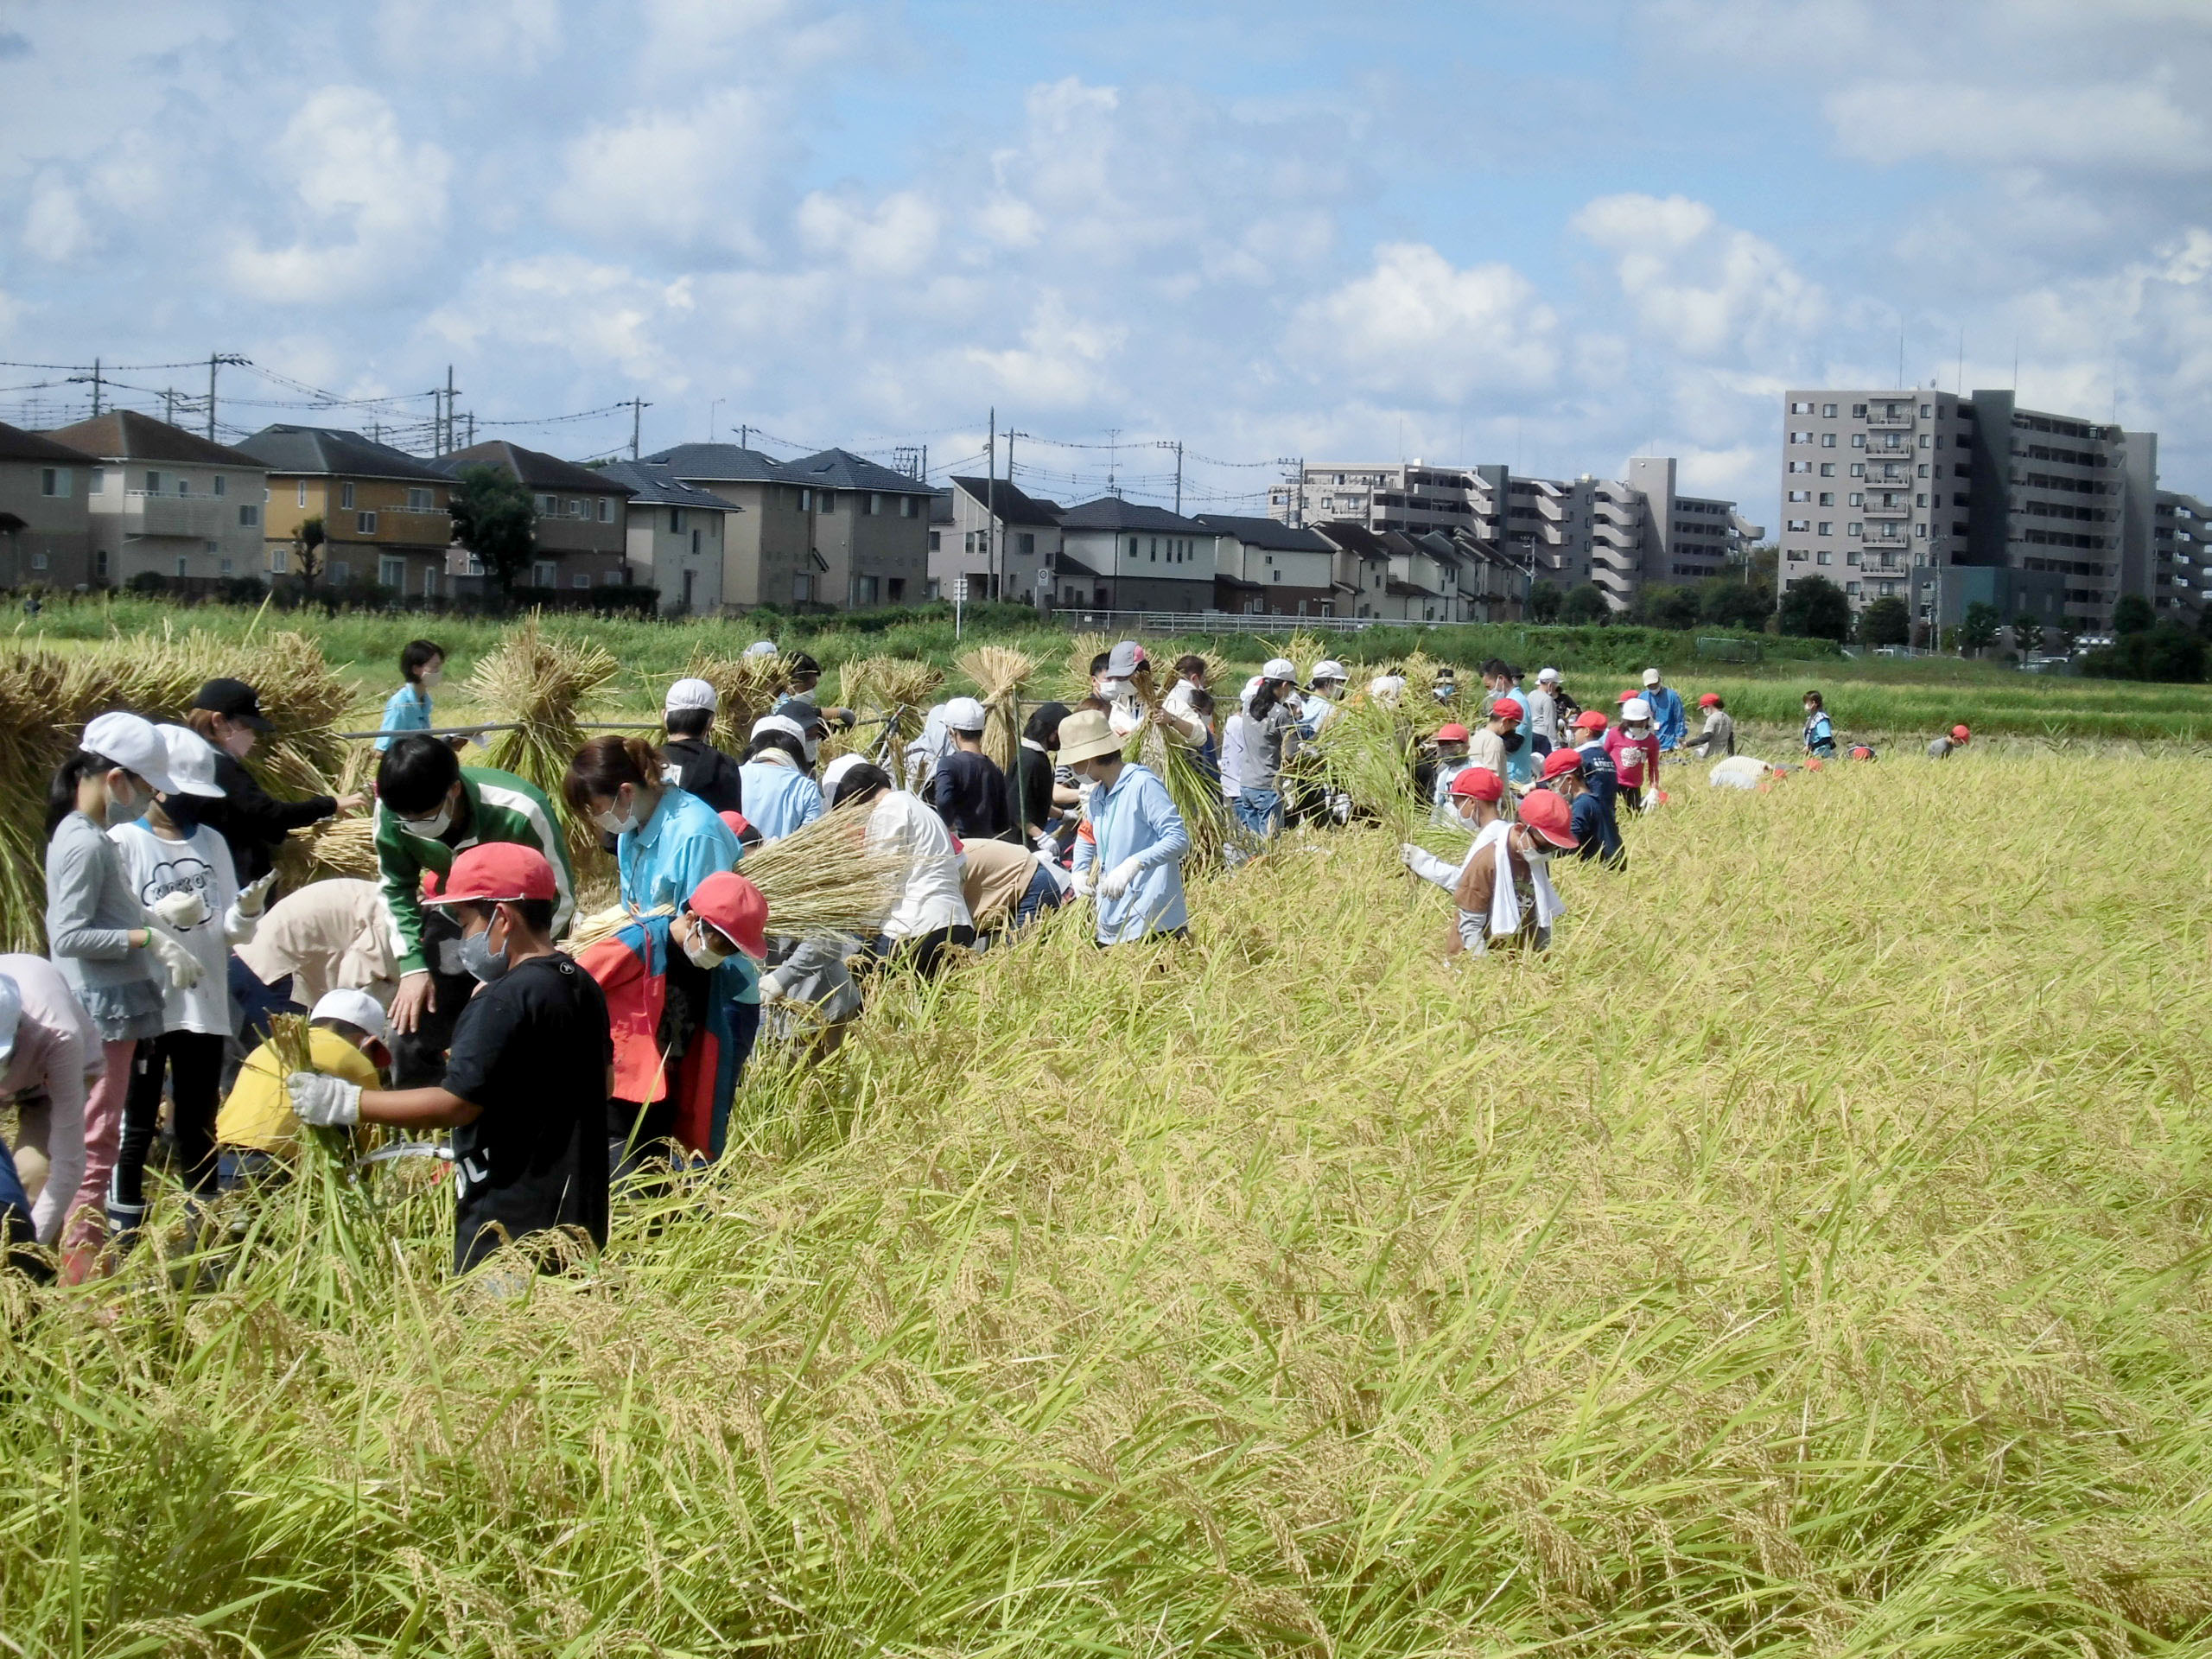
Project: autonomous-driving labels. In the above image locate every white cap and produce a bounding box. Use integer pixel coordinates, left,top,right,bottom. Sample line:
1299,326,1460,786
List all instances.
1261,657,1297,682
751,713,806,743
665,677,718,714
1643,668,1662,685
81,711,182,796
1239,675,1263,712
820,753,866,798
0,971,18,1069
1538,666,1560,683
157,723,226,798
1622,697,1652,722
310,987,389,1044
1311,658,1346,682
1368,674,1407,704
743,640,779,658
943,696,988,733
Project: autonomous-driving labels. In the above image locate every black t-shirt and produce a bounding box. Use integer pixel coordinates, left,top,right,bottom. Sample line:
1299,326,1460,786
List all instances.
661,738,744,817
442,951,613,1274
1011,745,1056,835
931,748,1014,841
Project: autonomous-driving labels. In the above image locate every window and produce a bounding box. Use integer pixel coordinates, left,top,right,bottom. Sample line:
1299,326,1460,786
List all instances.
1848,522,1863,537
89,467,105,494
1920,404,1932,417
900,496,917,518
1128,537,1139,557
793,572,814,603
379,556,404,588
39,467,69,498
1787,518,1810,533
407,487,434,512
1018,531,1035,556
423,567,441,599
1916,493,1929,508
356,511,377,534
1847,550,1862,566
340,482,355,509
531,561,556,587
330,560,351,584
1847,581,1863,597
798,488,812,512
573,574,591,589
597,498,612,523
535,494,554,514
567,499,584,518
1919,434,1931,448
1821,434,1837,448
817,491,834,515
296,480,308,508
1917,464,1929,478
1789,430,1813,445
1916,523,1929,538
855,574,879,604
1820,463,1836,478
868,492,882,515
175,477,189,496
1149,538,1158,563
212,474,226,498
1789,400,1813,415
1815,551,1833,565
1850,463,1866,478
1821,404,1838,418
1848,493,1864,507
144,470,162,493
1852,404,1868,418
96,548,110,579
1818,493,1834,507
1817,522,1834,536
1787,489,1809,503
238,504,259,527
175,556,188,578
690,528,701,555
29,552,47,572
599,569,623,585
928,531,940,551
887,577,906,601
669,508,684,533
1787,460,1810,474
268,548,288,575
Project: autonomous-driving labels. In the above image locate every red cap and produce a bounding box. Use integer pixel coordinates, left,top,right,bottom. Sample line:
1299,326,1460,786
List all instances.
1516,785,1577,849
1573,710,1609,732
1541,747,1584,779
718,810,753,841
424,842,558,906
1950,724,1970,741
1698,692,1722,708
685,870,767,960
1449,766,1503,803
1617,689,1639,702
1490,699,1522,720
1849,745,1874,760
1434,722,1471,743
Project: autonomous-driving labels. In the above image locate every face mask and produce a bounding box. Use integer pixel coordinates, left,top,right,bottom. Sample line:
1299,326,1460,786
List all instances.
1502,731,1524,753
801,734,822,766
681,924,730,969
401,804,453,841
221,728,256,759
103,780,144,827
590,789,639,837
423,668,445,690
1096,677,1130,701
160,792,201,830
458,916,509,983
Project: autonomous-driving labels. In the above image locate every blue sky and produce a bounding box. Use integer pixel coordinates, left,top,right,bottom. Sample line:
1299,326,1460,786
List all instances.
2,0,2208,528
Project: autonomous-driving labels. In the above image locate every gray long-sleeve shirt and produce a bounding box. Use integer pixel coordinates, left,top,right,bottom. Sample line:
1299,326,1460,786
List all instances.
45,810,156,995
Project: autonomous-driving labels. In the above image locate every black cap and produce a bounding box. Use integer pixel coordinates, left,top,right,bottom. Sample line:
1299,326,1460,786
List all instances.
192,677,273,731
787,652,822,677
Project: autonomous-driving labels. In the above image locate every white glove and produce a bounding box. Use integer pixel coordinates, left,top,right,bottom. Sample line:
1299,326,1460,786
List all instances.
1099,857,1143,900
1071,865,1098,899
287,1071,362,1128
144,927,204,990
1033,830,1058,855
1400,842,1423,868
236,871,278,918
151,888,209,929
758,970,789,1005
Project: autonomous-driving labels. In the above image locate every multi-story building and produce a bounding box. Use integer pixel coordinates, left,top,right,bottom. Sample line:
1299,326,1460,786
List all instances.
0,420,95,590
237,424,454,599
642,443,812,611
46,410,268,589
593,459,728,615
1055,498,1215,612
2155,489,2209,626
929,476,1063,606
1779,388,2154,633
439,440,634,591
777,448,932,609
1196,514,1338,615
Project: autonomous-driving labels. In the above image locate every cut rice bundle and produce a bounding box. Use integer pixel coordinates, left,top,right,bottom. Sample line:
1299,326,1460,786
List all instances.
956,645,1034,775
466,615,619,868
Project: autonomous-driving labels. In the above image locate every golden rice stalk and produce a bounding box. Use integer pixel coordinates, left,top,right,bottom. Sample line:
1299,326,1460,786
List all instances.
466,615,618,865
1306,690,1422,830
567,902,676,954
264,1009,316,1078
736,801,906,944
1060,631,1110,702
675,648,789,749
956,645,1034,774
289,743,378,883
839,657,944,750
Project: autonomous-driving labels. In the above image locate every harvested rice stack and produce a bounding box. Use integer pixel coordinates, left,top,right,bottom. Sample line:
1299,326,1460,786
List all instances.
675,648,789,749
955,645,1033,775
1059,631,1109,702
1124,666,1228,871
295,744,378,882
839,656,944,752
1306,690,1422,829
467,616,619,868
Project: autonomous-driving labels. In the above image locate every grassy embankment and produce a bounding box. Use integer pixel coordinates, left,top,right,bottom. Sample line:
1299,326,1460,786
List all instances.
3,752,2210,1652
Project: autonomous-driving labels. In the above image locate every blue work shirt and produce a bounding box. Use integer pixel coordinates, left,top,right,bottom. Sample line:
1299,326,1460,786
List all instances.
377,683,432,751
737,760,824,842
1644,685,1687,751
617,787,756,1003
1073,762,1189,944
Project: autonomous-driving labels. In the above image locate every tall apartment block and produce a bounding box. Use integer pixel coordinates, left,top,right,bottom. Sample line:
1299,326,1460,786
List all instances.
2154,489,2208,626
1778,389,2159,636
1268,457,1758,613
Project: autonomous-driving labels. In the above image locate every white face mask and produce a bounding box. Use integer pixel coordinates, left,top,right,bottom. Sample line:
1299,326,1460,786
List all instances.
1096,677,1130,701
400,800,454,840
590,788,640,837
103,779,144,827
681,922,730,969
423,667,444,690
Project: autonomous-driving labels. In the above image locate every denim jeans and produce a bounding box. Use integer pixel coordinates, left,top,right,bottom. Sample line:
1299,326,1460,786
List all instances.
1234,786,1283,842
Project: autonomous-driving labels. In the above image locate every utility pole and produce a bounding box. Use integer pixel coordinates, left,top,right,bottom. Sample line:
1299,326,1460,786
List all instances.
90,358,103,416
466,412,474,447
207,353,246,442
987,407,998,600
740,423,749,450
162,388,176,426
629,397,650,461
1107,428,1120,499
1173,440,1183,517
709,397,722,442
442,366,457,455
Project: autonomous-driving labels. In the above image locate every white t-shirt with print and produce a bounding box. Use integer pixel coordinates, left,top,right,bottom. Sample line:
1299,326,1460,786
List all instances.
107,821,240,1037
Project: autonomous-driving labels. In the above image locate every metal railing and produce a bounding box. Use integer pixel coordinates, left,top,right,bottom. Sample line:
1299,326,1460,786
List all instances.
1051,608,1449,635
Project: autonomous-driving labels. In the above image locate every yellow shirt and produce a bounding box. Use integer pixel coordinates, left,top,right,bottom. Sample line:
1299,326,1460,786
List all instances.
217,1027,380,1156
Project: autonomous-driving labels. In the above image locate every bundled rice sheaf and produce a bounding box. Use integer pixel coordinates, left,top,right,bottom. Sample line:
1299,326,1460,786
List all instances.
955,645,1034,775
294,743,378,883
839,656,944,756
1304,689,1423,830
466,615,619,867
674,648,789,750
1059,630,1110,702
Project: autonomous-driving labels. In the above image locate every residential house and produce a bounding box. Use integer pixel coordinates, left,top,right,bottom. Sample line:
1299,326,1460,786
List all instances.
929,476,1064,607
236,424,454,599
643,442,813,611
1194,514,1338,615
593,459,728,615
1053,498,1215,612
777,448,933,609
0,421,96,590
46,410,268,589
438,440,634,591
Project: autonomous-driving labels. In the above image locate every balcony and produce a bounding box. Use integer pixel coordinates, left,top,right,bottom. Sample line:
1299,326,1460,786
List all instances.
121,491,227,538
1861,499,1911,518
1864,408,1917,429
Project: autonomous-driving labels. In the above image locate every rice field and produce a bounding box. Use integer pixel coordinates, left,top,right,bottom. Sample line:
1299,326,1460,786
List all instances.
5,747,2210,1654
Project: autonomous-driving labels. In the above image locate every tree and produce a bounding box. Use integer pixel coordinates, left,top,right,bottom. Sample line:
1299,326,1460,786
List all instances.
291,515,327,588
1958,601,2001,655
1700,579,1773,631
448,463,537,593
2080,620,2208,683
1561,582,1611,625
1527,582,1563,623
2112,593,2155,636
1638,585,1701,631
1857,595,1910,646
2010,613,2044,656
1777,575,1850,642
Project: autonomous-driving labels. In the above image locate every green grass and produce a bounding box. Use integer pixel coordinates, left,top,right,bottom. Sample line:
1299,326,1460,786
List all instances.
3,751,2211,1653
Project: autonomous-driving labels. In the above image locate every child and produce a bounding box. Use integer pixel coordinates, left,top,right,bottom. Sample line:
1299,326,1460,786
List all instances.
289,844,612,1278
1681,692,1736,759
377,639,446,752
931,696,1014,841
1606,698,1662,814
215,988,391,1189
659,678,744,816
105,725,275,1235
0,957,104,1252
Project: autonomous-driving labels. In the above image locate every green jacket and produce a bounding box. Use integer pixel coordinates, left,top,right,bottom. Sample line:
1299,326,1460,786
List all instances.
375,766,576,976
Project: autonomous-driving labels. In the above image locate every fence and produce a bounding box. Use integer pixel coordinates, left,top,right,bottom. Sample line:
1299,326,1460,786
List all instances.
1050,609,1391,636
1694,634,1764,663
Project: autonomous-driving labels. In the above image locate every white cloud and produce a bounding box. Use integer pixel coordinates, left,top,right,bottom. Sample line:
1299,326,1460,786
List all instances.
377,0,561,69
1827,80,2209,173
226,86,452,303
556,89,790,257
1573,193,1824,362
963,292,1127,408
1293,243,1560,404
423,255,696,384
24,174,92,262
797,189,940,278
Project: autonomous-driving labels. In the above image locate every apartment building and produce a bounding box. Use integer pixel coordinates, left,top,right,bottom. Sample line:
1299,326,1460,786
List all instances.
238,424,454,599
1779,388,2154,633
46,410,268,588
439,440,633,590
779,448,932,609
1196,514,1338,615
593,459,728,615
2155,489,2209,626
643,442,810,611
0,420,95,590
929,476,1063,606
1055,498,1214,612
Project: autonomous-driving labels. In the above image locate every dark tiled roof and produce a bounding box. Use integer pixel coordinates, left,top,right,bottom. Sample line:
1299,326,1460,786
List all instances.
780,447,934,496
1194,513,1333,552
639,442,788,484
45,410,263,468
1058,496,1207,533
0,420,99,466
1385,579,1443,600
1310,519,1389,557
234,423,451,483
950,476,1062,526
590,459,734,510
1050,548,1106,578
438,440,632,494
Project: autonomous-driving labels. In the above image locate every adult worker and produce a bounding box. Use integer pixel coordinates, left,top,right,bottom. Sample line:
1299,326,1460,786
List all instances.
1928,723,1972,760
232,877,397,1014
1100,640,1207,747
1525,668,1562,750
660,678,745,816
0,956,102,1249
1060,709,1190,946
1681,692,1735,759
1640,668,1687,752
773,652,856,732
1160,655,1210,721
1235,659,1303,844
1302,660,1349,734
1011,702,1078,852
1802,691,1837,760
562,735,741,916
740,718,825,839
831,764,976,976
931,696,1014,841
372,734,575,1088
188,677,363,891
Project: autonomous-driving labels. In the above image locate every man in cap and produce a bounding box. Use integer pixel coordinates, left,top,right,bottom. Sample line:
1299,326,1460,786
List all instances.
289,844,613,1279
1681,691,1735,760
1927,723,1972,760
660,678,744,816
1525,667,1562,750
1060,709,1190,946
215,988,391,1189
931,696,1015,841
738,715,825,841
1099,640,1205,746
1640,668,1686,752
